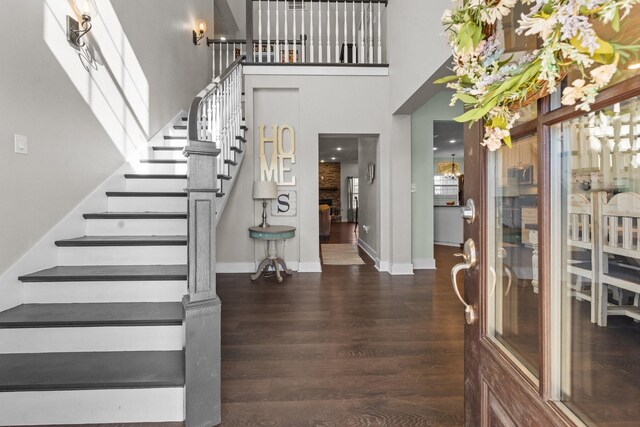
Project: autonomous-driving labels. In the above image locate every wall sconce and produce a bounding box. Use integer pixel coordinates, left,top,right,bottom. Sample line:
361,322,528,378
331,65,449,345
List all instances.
193,19,207,45
67,0,98,49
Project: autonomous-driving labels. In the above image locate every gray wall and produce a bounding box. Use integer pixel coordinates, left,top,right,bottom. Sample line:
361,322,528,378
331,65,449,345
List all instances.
358,138,379,256
340,162,359,222
411,91,462,269
0,0,213,276
387,0,451,114
216,71,393,271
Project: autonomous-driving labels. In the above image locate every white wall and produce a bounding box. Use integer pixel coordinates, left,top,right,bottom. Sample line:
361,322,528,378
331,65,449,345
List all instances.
358,138,379,259
340,162,359,222
386,0,451,114
216,69,403,272
411,91,462,269
0,0,213,309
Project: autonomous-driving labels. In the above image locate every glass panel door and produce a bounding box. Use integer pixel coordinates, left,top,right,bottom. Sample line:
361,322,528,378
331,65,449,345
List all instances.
551,98,640,425
487,133,540,377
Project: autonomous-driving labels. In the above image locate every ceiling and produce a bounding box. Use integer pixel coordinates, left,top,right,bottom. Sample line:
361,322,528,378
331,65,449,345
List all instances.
433,121,464,157
318,136,359,163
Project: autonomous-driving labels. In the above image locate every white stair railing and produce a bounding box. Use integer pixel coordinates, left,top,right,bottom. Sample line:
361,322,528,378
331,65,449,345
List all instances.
210,0,386,75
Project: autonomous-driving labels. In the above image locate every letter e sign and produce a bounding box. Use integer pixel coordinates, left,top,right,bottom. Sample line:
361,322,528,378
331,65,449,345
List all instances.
271,191,297,216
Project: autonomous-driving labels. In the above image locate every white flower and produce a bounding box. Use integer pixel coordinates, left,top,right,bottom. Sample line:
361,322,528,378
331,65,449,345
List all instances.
517,13,557,39
482,127,510,151
561,79,586,106
590,63,617,87
479,0,517,24
442,9,453,24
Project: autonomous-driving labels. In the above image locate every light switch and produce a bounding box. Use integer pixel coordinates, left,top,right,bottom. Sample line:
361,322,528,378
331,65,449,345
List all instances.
14,134,27,154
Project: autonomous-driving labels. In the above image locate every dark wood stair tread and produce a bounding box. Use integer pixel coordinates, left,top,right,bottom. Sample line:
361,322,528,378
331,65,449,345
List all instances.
18,265,187,282
83,212,187,219
140,159,187,164
224,159,238,166
217,174,231,181
151,146,184,151
55,236,187,247
124,174,187,179
0,302,183,328
106,191,186,197
240,125,248,131
235,135,247,143
173,125,187,130
0,351,184,391
164,136,186,140
231,146,243,153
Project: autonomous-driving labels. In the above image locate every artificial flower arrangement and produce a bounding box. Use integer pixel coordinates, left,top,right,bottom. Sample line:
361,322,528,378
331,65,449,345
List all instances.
438,0,640,151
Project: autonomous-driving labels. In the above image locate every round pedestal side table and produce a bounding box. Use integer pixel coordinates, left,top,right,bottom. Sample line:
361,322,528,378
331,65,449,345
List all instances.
248,225,296,283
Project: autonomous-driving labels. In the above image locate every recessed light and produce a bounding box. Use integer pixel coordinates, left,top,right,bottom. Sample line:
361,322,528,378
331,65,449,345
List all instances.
449,139,456,143
433,147,438,151
220,36,227,41
320,160,325,163
336,147,342,151
331,157,336,160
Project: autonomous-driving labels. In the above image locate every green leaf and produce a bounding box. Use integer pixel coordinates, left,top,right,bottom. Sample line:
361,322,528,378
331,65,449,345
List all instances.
503,134,512,148
456,93,479,104
453,97,498,123
612,9,620,32
434,75,459,84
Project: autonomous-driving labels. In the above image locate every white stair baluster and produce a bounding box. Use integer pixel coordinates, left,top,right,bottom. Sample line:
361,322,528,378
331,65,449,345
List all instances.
360,2,364,64
377,2,381,63
335,1,339,63
276,0,280,62
285,0,289,62
326,1,330,62
302,0,306,62
318,1,323,62
310,1,314,62
219,44,223,75
343,2,347,63
226,43,230,68
293,1,297,63
259,0,263,63
368,1,373,63
352,2,356,63
267,0,271,62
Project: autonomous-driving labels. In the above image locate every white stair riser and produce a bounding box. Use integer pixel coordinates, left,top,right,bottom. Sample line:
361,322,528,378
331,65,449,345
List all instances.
58,246,186,266
151,150,187,160
23,281,187,304
135,162,187,174
126,178,186,192
86,218,187,236
0,388,184,425
162,139,188,148
0,325,182,354
108,196,187,212
169,128,187,137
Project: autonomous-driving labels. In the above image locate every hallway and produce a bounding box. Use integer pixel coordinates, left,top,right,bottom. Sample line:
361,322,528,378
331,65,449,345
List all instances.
218,246,464,425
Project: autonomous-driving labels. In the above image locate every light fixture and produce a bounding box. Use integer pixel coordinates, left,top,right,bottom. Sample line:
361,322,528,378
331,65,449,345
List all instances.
444,154,458,180
253,181,278,228
433,147,438,151
320,159,325,163
449,139,456,144
220,36,227,41
331,157,336,160
193,19,207,45
336,147,342,151
628,62,640,70
67,0,98,49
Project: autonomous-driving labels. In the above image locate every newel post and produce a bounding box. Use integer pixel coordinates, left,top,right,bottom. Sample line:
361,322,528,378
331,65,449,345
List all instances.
183,131,222,426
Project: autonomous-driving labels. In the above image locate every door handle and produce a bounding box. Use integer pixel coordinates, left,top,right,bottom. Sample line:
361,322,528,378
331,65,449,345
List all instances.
451,238,477,325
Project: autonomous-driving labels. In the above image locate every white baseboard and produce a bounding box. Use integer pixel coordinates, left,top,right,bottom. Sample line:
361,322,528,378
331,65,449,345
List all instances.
0,162,133,312
413,258,437,270
298,261,322,273
216,263,256,274
357,238,381,269
389,263,415,275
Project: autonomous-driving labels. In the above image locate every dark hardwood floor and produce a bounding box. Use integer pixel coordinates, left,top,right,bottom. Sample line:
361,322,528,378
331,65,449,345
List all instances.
218,245,464,426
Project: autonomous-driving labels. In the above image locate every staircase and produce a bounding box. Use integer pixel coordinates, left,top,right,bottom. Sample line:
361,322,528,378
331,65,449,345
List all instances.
0,59,246,425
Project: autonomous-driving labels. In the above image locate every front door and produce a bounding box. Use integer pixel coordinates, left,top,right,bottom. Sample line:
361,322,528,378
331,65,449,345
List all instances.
457,76,640,426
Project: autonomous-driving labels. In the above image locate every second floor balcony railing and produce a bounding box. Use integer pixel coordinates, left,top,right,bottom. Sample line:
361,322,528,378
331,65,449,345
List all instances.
209,0,387,76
